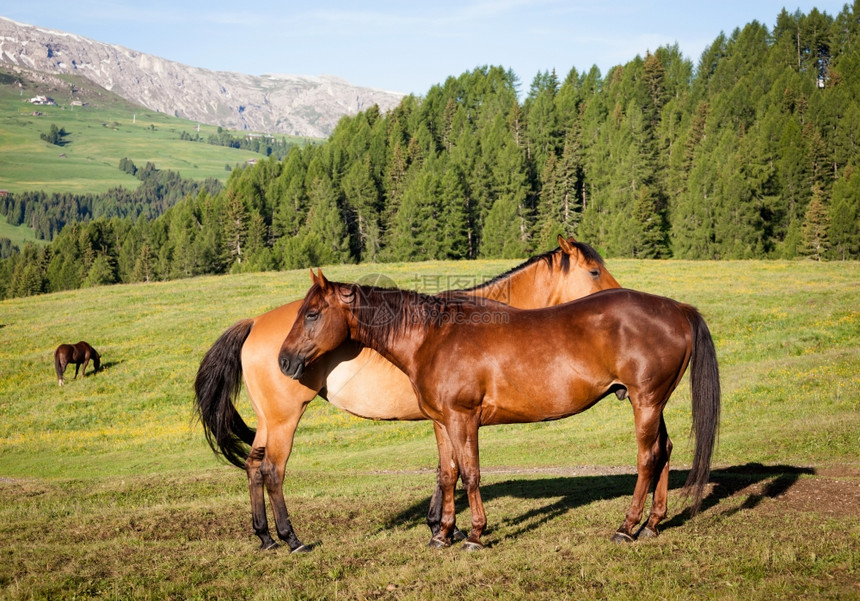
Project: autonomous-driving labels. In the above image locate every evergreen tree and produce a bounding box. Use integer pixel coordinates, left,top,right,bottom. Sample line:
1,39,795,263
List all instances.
533,123,583,249
302,176,351,266
438,161,470,259
481,196,526,258
524,69,561,173
828,166,860,260
83,254,117,287
799,185,830,260
133,242,156,282
222,190,248,266
342,156,382,261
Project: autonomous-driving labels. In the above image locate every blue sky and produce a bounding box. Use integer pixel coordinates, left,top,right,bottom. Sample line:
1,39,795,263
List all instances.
4,1,849,95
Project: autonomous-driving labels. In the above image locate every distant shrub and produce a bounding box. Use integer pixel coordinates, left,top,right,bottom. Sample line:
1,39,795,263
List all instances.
40,124,67,146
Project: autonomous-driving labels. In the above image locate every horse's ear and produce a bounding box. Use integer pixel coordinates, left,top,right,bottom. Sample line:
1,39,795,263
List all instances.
316,269,330,291
309,269,317,285
557,234,576,255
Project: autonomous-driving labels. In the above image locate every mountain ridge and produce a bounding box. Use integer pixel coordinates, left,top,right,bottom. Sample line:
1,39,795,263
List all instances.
0,16,406,137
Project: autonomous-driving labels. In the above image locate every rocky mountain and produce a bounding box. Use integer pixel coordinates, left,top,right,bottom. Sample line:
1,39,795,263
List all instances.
0,16,405,138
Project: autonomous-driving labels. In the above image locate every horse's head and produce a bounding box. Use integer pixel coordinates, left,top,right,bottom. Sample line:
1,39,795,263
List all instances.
91,349,101,373
552,234,621,303
279,269,351,380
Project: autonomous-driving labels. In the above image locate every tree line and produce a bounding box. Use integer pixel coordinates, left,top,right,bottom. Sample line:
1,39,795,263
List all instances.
1,6,858,299
179,127,299,160
0,160,221,242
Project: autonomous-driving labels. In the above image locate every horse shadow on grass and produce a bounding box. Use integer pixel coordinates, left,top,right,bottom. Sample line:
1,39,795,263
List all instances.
98,359,122,372
384,463,815,543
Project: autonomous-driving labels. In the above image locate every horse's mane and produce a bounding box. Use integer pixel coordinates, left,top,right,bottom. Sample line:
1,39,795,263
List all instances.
460,240,604,293
336,283,484,350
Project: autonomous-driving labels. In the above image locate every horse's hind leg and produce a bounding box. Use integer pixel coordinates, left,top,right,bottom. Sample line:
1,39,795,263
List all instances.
639,415,673,539
57,360,66,386
612,402,663,543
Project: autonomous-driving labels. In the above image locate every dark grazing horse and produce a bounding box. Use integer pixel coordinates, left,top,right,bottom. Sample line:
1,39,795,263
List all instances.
54,341,100,386
279,271,720,550
194,236,621,552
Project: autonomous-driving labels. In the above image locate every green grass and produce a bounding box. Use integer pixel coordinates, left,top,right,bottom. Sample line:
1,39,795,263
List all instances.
0,71,310,195
0,217,47,248
0,259,858,599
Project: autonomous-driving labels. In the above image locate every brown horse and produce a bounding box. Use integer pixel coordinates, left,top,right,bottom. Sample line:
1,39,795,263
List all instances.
194,236,621,552
278,271,720,550
54,341,101,386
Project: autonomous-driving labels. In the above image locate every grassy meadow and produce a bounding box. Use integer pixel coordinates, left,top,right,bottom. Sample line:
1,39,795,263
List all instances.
0,218,46,249
0,258,858,600
0,74,307,195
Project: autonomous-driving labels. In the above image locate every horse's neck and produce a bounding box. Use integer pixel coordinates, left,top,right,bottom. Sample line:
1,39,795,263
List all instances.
464,259,551,309
345,304,427,382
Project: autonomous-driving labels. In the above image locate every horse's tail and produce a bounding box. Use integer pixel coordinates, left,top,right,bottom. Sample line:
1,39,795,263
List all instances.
681,305,721,514
194,319,257,469
54,348,64,383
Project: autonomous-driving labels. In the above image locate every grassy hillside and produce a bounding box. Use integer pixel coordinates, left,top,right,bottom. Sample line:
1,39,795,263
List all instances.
0,216,47,248
0,258,857,599
0,70,310,195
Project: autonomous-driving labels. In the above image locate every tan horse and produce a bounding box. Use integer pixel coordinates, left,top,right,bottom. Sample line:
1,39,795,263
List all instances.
195,236,620,552
279,272,720,550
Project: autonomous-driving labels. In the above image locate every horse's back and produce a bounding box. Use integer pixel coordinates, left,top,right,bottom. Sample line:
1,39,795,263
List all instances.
74,341,93,357
424,289,694,424
473,288,690,345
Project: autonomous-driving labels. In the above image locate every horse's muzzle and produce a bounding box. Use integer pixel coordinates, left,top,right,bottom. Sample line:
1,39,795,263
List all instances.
279,352,305,380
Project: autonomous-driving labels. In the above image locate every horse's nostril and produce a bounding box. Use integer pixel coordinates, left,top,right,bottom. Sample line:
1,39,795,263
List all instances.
279,353,303,379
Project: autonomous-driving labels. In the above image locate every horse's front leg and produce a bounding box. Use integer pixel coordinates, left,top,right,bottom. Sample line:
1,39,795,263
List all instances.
73,363,81,380
426,463,466,542
245,444,277,550
260,413,310,554
80,358,90,377
446,411,486,550
429,423,459,549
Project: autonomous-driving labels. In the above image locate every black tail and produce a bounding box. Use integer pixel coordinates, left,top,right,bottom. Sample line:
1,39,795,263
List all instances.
681,306,721,514
194,319,257,469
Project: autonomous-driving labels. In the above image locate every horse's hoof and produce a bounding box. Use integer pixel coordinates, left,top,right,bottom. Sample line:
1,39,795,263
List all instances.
610,531,635,544
428,536,451,549
461,541,484,552
290,544,311,554
260,541,279,551
637,526,659,540
452,528,467,542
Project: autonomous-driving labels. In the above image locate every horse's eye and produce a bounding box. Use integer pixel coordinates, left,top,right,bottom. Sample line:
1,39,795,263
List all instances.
590,269,600,278
305,311,319,322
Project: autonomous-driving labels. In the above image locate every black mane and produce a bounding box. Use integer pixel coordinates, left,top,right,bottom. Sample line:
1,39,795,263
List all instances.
336,283,485,349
